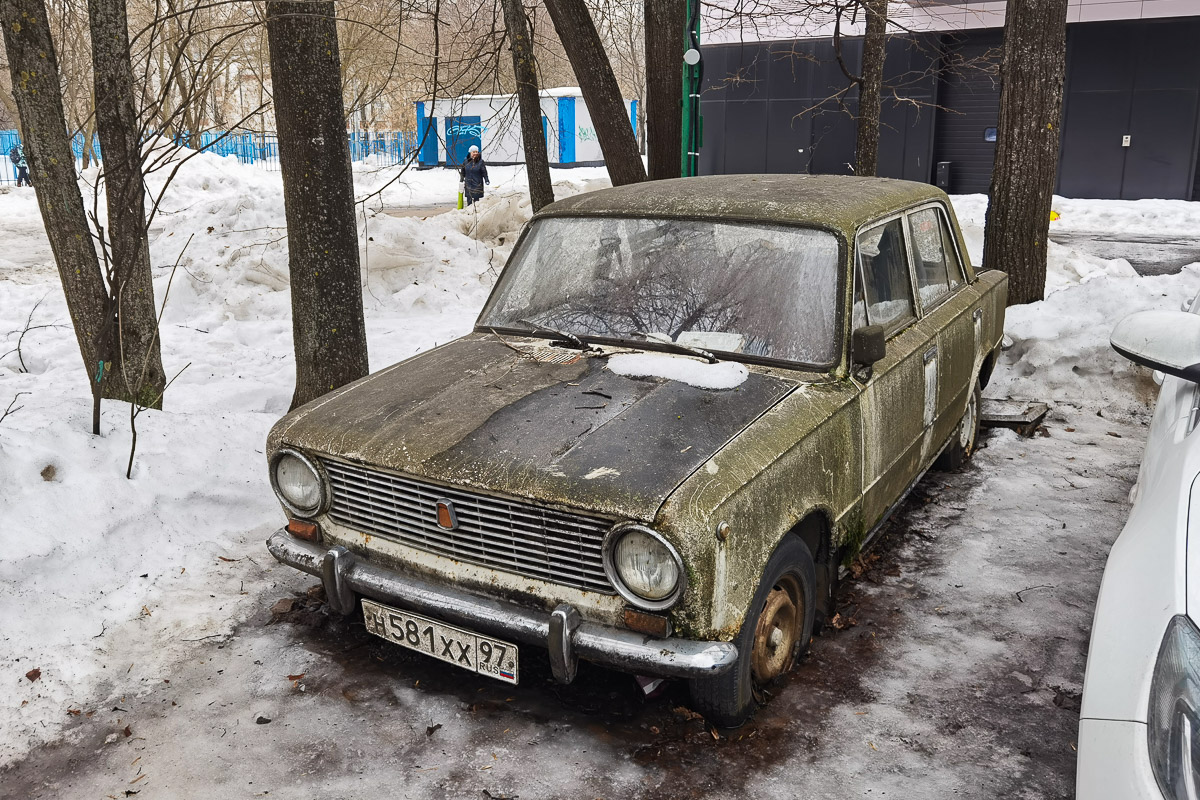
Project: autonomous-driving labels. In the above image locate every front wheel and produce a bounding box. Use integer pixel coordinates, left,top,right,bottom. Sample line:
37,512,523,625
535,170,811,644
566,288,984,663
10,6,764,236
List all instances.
687,537,816,727
935,379,981,471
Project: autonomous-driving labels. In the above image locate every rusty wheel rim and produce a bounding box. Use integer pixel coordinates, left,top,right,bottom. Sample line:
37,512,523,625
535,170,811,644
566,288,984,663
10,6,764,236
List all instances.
751,574,803,684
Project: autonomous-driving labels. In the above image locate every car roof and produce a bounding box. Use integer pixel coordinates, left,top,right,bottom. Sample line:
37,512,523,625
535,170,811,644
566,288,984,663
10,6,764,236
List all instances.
535,174,949,235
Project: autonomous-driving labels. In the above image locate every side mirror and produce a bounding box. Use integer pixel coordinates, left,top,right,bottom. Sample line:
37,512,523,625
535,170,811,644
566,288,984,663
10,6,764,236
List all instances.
1111,311,1200,383
852,324,886,366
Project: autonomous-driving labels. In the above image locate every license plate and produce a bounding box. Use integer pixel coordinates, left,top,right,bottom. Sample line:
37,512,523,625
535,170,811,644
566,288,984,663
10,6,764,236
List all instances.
361,599,519,685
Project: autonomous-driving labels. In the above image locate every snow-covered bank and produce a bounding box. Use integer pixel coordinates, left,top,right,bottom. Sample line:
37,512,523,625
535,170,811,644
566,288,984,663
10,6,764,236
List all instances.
0,155,607,765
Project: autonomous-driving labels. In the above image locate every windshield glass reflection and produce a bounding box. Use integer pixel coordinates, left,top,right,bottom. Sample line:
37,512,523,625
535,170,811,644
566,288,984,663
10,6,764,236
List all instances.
478,217,841,367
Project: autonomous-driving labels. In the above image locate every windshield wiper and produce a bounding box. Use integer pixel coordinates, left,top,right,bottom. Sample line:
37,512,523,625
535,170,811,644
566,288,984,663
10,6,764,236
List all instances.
515,319,593,352
632,331,719,364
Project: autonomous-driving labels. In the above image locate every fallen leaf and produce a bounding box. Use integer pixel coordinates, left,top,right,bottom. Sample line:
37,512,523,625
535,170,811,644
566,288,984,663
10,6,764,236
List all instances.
256,716,272,725
270,598,297,616
869,741,878,751
218,557,238,563
123,725,132,737
25,668,40,682
67,708,81,716
286,673,305,681
426,723,442,736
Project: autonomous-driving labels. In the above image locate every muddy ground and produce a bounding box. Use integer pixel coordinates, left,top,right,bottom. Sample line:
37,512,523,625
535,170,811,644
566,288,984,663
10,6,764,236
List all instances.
1,406,1143,800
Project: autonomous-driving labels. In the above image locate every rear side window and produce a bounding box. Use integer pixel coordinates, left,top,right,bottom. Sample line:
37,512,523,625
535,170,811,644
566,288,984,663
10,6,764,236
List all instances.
907,206,965,309
856,218,916,331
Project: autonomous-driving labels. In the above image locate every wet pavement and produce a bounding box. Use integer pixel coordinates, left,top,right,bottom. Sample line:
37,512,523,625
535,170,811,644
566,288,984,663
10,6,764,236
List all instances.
0,405,1144,799
1050,231,1200,276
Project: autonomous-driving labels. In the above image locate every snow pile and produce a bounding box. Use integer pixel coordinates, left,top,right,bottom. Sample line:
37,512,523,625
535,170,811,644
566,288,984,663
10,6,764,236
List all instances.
606,352,750,389
0,153,611,765
946,194,1185,296
989,264,1200,417
952,192,1200,240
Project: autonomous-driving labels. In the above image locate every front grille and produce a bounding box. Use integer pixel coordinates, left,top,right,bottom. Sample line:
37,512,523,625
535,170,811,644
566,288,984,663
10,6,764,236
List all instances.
320,458,616,594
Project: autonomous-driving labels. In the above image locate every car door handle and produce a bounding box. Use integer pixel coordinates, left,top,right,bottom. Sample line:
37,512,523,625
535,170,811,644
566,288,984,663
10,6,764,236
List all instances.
924,346,937,363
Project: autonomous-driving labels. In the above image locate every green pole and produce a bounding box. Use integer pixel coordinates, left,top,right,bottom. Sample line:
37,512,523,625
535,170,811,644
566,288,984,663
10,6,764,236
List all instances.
681,0,702,177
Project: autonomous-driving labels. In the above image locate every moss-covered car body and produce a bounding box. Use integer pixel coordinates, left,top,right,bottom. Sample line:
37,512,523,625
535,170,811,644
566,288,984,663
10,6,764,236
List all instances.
265,175,1007,682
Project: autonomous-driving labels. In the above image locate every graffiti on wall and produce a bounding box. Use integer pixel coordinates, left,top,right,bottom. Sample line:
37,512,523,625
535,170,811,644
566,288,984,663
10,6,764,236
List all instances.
446,123,487,138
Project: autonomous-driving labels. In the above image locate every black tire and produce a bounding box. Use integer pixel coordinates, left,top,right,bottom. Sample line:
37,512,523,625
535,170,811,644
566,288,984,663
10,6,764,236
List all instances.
935,379,981,472
688,536,816,728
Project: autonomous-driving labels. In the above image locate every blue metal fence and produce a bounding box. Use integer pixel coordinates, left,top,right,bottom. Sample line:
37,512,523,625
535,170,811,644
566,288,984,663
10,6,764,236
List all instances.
0,129,20,184
0,128,419,184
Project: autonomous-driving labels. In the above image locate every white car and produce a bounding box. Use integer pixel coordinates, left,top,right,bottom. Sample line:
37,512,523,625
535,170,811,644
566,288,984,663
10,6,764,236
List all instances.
1076,303,1200,798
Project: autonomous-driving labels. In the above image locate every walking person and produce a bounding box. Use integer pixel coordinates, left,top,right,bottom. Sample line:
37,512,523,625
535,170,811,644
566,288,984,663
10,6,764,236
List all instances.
459,145,489,206
9,143,31,188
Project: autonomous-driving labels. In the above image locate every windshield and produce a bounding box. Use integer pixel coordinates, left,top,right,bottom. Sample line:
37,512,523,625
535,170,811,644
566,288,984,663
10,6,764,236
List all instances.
478,216,842,367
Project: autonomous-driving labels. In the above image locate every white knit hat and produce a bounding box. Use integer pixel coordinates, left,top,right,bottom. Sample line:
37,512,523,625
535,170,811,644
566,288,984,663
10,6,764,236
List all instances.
469,145,480,154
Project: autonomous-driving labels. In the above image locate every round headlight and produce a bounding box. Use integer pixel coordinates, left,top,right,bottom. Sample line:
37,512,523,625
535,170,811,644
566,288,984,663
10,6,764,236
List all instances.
271,450,326,515
603,525,685,610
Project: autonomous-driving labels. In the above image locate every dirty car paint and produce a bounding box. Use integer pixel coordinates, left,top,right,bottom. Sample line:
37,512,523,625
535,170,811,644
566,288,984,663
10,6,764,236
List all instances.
270,334,799,522
265,174,1009,656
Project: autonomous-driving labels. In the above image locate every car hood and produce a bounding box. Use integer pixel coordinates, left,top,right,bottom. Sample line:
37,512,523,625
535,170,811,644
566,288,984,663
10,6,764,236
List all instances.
269,334,801,522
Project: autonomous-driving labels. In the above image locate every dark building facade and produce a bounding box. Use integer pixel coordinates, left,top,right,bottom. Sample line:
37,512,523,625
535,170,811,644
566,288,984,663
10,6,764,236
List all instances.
699,16,1200,200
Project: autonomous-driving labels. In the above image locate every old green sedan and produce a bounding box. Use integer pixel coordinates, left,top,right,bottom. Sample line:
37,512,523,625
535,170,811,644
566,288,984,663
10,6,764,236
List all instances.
264,174,1008,726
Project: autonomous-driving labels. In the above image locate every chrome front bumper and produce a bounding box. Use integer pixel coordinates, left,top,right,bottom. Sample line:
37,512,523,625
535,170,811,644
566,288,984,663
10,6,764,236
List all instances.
266,529,737,683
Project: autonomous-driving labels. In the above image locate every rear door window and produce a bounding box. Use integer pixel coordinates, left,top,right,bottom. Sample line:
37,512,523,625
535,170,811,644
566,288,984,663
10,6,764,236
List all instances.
856,217,916,332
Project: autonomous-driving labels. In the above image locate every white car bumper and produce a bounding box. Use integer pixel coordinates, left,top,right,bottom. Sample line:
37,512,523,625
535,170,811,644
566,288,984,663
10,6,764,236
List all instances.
1077,718,1162,799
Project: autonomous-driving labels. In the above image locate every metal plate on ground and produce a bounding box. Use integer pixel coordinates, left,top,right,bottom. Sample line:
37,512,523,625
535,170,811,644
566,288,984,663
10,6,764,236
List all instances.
362,599,519,685
981,398,1050,437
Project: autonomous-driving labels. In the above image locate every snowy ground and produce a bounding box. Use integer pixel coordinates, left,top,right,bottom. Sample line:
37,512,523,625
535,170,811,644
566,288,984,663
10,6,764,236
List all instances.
1,157,1198,798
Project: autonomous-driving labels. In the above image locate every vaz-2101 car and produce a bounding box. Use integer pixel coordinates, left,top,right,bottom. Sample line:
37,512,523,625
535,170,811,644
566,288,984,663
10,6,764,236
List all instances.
265,175,1008,725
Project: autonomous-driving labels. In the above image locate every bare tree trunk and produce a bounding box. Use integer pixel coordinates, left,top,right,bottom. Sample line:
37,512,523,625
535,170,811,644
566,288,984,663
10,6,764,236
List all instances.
266,0,369,410
501,0,554,211
855,0,887,177
89,0,166,407
643,0,684,180
81,111,97,170
983,0,1068,306
544,0,645,186
1,0,114,396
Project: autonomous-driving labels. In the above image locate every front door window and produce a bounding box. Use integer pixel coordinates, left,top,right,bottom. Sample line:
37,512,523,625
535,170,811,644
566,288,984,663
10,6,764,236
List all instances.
856,218,916,332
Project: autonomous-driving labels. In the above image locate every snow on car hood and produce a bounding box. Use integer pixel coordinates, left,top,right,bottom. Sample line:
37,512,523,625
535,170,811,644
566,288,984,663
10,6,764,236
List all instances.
605,352,750,390
268,334,800,522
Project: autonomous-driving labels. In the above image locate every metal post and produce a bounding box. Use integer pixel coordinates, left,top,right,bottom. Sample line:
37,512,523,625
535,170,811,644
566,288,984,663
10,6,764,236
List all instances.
680,0,702,177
